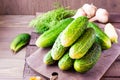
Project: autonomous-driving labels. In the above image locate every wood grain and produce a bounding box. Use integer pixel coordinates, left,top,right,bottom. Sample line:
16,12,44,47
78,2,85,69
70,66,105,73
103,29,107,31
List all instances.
101,78,120,80
0,15,34,80
0,0,120,15
0,15,35,27
104,61,120,77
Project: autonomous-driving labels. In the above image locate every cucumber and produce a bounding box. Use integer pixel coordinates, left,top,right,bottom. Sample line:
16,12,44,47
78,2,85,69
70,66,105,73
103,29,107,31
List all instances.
74,42,101,73
51,33,68,60
60,16,88,47
35,18,74,48
43,50,55,65
10,33,30,53
87,22,111,49
69,28,96,59
58,52,74,70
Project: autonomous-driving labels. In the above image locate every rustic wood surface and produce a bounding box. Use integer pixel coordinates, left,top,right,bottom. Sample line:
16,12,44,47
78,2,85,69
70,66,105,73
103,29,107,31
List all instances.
0,15,34,80
0,15,120,80
0,0,120,15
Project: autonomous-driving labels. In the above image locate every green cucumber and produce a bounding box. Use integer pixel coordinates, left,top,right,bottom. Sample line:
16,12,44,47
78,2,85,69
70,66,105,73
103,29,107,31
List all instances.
10,33,30,53
87,22,111,49
69,28,96,59
51,33,68,60
58,52,74,70
74,42,101,73
35,18,74,48
43,50,55,65
60,16,88,47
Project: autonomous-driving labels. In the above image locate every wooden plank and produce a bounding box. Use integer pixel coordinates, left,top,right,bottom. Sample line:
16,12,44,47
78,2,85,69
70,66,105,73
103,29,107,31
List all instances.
0,0,120,15
109,13,120,23
0,27,33,59
116,55,120,60
25,45,38,58
0,15,35,27
29,32,40,46
24,45,120,80
24,46,48,80
0,15,35,80
0,27,33,39
111,23,120,29
0,58,25,78
0,78,23,80
0,27,27,80
103,61,120,77
107,0,120,14
101,78,120,80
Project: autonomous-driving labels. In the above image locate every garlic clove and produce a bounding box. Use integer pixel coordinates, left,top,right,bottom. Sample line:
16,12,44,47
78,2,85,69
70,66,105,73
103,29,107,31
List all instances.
96,8,109,23
97,16,109,23
72,8,86,19
104,23,118,43
96,8,109,16
90,4,97,16
82,3,97,18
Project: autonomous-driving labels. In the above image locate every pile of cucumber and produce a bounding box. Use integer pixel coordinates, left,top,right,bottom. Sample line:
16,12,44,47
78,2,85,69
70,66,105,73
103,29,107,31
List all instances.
36,16,111,73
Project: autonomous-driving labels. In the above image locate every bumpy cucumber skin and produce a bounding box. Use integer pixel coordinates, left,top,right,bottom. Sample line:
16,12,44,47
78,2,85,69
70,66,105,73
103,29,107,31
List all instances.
10,33,30,53
35,18,74,48
51,33,68,60
60,16,88,47
87,22,111,49
58,52,74,70
69,28,96,59
43,50,55,65
74,42,101,73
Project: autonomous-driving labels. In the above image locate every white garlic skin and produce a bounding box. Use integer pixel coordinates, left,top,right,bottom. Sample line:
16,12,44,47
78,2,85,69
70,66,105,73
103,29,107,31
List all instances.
96,8,109,23
72,8,86,19
104,23,118,43
82,4,97,18
89,8,109,23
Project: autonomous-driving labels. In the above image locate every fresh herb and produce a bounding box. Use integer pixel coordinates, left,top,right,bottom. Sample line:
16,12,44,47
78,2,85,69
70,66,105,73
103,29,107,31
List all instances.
29,7,75,34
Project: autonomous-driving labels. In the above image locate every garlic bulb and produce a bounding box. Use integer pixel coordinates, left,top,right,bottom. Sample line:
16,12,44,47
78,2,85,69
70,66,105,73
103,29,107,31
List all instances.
82,4,97,18
89,8,109,23
72,8,86,19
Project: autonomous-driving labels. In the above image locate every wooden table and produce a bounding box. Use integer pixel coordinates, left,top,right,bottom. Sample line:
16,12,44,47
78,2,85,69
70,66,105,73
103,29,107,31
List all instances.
0,15,34,80
0,15,120,80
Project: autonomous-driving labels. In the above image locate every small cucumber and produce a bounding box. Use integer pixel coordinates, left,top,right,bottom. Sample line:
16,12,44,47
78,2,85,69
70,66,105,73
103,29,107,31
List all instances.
35,18,74,48
51,33,68,60
10,33,30,53
74,42,101,73
60,16,88,47
43,50,55,65
69,28,96,59
87,22,111,49
58,52,74,70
